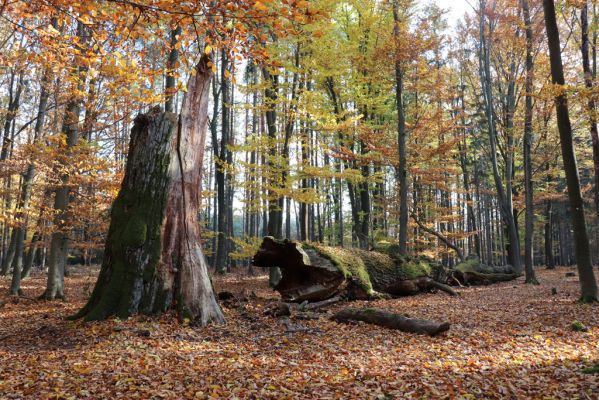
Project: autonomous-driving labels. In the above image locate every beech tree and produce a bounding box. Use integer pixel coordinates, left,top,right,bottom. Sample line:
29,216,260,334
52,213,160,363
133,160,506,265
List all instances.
543,0,598,302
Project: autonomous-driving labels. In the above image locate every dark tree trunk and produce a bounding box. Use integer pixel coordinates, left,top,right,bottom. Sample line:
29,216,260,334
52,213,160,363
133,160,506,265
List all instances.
42,22,88,300
331,308,450,336
581,3,599,221
299,126,309,241
42,101,82,299
214,50,231,275
478,0,522,274
0,71,24,162
10,68,51,294
393,0,409,255
544,198,555,269
263,66,282,287
543,0,598,302
357,140,371,249
0,233,16,275
521,0,539,284
72,57,224,324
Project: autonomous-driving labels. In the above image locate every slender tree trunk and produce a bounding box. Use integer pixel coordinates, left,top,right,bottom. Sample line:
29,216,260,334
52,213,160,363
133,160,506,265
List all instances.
581,3,599,221
262,67,282,286
0,71,24,162
543,0,598,302
544,198,555,269
478,0,522,273
42,22,88,300
357,140,371,249
215,51,231,275
393,0,409,255
521,0,538,284
0,233,16,275
73,57,224,324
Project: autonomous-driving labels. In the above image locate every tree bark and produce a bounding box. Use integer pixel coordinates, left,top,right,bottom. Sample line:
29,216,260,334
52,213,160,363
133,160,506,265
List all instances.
521,0,539,284
331,308,450,336
72,56,224,324
164,26,181,113
478,0,522,274
393,0,409,256
581,2,599,221
214,50,231,275
543,0,598,302
42,21,88,300
544,198,555,269
263,66,282,287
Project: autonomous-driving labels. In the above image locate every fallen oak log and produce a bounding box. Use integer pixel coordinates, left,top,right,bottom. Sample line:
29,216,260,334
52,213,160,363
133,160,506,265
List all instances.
252,237,454,301
331,307,450,336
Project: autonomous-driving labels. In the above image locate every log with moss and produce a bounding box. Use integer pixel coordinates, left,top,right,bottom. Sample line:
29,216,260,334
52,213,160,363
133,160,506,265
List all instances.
331,307,450,336
252,237,457,302
452,256,518,285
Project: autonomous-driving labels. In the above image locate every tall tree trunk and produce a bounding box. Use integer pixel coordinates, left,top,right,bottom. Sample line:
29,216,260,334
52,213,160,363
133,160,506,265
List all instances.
478,0,522,273
73,57,224,324
0,70,24,276
581,2,599,221
521,0,539,284
42,22,88,300
393,0,409,255
10,70,51,294
543,0,598,302
214,51,231,275
262,66,282,286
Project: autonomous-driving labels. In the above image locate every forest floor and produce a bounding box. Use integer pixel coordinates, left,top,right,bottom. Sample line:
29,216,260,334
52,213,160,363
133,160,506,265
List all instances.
0,267,598,399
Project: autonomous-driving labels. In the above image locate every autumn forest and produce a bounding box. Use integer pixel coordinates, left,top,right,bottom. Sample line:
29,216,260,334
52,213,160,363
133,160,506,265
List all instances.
0,0,598,398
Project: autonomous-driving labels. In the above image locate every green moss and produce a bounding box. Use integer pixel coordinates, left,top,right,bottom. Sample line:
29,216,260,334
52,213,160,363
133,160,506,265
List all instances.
455,257,480,274
579,295,599,304
357,249,396,276
177,293,193,323
121,212,147,247
305,244,374,294
398,259,431,280
582,364,599,374
571,320,588,332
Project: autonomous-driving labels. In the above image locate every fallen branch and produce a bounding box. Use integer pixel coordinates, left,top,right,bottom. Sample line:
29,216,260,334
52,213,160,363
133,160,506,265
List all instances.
301,296,342,311
331,307,450,336
426,279,459,296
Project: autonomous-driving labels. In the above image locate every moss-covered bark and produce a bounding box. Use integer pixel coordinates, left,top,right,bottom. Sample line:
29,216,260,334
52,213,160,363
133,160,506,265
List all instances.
453,256,518,285
72,109,178,320
73,57,223,325
252,237,454,301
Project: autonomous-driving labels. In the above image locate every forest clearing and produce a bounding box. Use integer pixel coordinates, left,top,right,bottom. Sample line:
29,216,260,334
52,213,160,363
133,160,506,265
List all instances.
1,0,599,398
0,267,598,399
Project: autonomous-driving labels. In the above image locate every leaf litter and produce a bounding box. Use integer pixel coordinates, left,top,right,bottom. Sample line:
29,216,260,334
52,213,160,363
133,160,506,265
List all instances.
0,267,597,399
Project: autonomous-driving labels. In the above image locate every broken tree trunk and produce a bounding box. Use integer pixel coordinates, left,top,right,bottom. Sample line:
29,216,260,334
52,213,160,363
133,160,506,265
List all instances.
331,307,450,336
452,256,518,285
71,56,224,325
252,237,455,301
